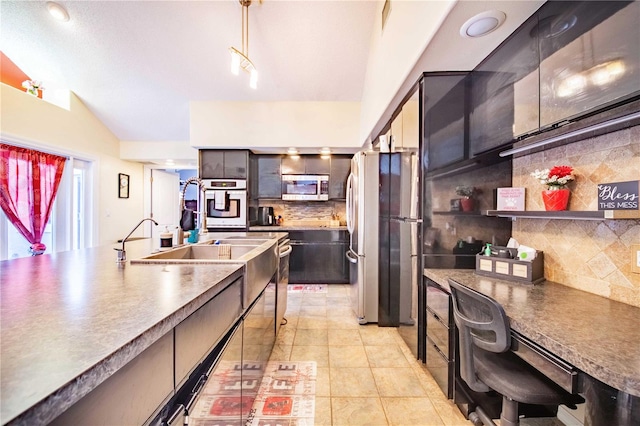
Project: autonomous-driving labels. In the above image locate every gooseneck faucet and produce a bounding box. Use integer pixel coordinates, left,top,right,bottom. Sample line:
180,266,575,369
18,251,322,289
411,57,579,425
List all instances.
115,218,158,263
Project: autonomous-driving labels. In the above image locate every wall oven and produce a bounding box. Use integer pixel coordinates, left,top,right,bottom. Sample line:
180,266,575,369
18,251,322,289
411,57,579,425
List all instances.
202,179,247,229
281,174,329,201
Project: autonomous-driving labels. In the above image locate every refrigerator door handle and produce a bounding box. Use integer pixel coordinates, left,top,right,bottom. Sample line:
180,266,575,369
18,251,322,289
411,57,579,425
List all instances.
346,172,355,234
398,217,422,223
346,249,358,264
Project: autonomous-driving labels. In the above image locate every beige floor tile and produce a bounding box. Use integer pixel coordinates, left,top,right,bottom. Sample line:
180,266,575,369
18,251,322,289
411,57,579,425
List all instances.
381,397,445,426
372,367,428,397
327,316,360,329
314,396,332,425
330,367,379,397
316,367,331,397
326,296,352,307
328,329,363,345
331,306,357,317
300,305,328,317
275,325,297,345
303,295,328,306
327,284,350,297
280,314,299,328
332,397,389,425
430,397,471,426
360,325,402,345
298,317,329,329
293,328,328,345
269,343,291,361
329,345,370,367
290,345,329,367
365,345,411,367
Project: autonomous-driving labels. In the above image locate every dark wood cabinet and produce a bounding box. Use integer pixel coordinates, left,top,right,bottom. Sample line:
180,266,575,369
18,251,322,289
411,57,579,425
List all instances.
199,150,249,179
257,156,282,199
329,155,352,199
422,73,468,171
288,230,349,284
281,155,330,175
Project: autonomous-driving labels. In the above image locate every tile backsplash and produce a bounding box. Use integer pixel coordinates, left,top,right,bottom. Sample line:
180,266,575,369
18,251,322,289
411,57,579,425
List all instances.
258,200,346,224
512,125,639,307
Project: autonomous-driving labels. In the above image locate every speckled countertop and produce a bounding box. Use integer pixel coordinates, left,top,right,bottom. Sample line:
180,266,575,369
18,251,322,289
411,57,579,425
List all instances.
250,225,347,231
0,232,285,426
424,269,640,397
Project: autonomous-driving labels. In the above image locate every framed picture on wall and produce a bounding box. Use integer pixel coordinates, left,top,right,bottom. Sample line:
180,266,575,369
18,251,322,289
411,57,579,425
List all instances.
118,173,129,198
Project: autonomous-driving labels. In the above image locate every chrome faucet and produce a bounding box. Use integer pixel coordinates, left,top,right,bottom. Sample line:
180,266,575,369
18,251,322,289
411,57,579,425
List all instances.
115,218,158,263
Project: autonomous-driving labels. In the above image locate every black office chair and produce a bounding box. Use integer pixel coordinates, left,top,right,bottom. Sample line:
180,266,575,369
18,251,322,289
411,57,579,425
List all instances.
448,279,584,426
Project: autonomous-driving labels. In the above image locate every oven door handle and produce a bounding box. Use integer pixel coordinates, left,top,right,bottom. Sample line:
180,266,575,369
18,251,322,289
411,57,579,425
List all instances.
279,245,292,258
346,249,358,264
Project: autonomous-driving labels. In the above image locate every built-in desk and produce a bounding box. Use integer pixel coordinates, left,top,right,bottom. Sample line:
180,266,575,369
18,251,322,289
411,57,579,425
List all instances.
424,269,640,425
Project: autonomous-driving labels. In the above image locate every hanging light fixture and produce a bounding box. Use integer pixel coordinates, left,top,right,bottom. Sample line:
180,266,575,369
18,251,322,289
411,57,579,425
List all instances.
229,0,258,89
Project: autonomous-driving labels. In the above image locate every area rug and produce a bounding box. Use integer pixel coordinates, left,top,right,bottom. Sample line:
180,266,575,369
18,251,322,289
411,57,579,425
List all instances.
189,360,317,425
288,284,327,293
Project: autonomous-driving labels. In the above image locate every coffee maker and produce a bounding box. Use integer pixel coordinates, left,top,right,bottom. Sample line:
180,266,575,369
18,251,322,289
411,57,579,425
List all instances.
257,206,274,226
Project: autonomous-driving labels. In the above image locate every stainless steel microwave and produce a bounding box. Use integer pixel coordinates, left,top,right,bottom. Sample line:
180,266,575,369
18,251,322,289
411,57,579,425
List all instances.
281,174,329,201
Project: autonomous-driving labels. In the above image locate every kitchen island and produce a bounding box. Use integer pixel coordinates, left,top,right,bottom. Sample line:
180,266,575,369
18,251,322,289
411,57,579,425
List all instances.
0,232,286,426
424,269,640,424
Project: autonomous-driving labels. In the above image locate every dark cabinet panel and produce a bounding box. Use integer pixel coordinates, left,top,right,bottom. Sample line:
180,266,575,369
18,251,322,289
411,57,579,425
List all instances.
281,155,330,175
538,1,639,128
305,155,331,174
199,150,249,179
257,156,282,198
281,156,305,175
329,156,352,199
423,74,468,171
199,150,225,179
469,16,540,156
288,230,349,284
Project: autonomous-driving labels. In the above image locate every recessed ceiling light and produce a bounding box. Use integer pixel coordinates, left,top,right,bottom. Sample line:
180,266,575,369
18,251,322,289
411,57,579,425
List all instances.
460,11,505,38
46,2,70,22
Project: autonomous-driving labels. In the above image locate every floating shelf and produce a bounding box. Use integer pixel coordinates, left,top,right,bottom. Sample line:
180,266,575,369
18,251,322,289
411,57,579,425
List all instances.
485,210,640,220
432,211,483,216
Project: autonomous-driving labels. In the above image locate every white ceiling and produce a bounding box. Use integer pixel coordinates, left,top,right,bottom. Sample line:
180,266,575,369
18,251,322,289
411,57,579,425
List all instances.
1,1,544,152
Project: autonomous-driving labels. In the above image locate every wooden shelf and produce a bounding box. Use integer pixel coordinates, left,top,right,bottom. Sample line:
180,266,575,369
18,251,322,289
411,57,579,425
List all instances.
485,210,640,220
432,211,483,216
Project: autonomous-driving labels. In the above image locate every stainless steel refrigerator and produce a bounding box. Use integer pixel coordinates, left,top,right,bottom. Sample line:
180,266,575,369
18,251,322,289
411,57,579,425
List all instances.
346,150,380,324
346,149,419,326
379,150,420,327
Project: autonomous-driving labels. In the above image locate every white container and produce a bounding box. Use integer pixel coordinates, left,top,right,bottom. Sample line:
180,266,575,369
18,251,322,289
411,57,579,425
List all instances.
159,232,174,251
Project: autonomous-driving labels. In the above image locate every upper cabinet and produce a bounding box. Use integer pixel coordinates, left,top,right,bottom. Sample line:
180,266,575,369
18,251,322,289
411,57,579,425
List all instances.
281,155,330,175
328,155,352,200
257,155,282,199
199,150,250,179
538,1,639,129
423,73,468,171
390,91,420,150
468,0,639,157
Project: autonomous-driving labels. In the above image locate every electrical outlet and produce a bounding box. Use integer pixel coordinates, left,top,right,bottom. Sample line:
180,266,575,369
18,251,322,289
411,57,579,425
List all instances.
632,244,640,274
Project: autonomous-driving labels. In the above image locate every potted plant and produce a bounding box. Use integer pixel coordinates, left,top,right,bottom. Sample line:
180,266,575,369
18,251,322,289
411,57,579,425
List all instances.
455,186,478,212
530,165,575,211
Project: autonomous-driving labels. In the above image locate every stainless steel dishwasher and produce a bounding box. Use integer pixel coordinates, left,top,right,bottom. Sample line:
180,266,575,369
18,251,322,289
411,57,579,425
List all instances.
277,238,292,335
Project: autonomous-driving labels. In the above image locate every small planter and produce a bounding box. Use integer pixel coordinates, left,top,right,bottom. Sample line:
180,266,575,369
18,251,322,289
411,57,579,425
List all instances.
541,188,570,211
460,197,475,212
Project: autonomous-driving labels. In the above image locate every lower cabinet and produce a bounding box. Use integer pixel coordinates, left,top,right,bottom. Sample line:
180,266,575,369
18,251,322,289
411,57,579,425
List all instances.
289,230,349,283
424,278,454,399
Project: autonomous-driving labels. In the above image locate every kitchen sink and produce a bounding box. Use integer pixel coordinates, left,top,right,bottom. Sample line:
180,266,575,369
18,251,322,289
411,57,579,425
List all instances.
131,238,278,308
132,244,257,262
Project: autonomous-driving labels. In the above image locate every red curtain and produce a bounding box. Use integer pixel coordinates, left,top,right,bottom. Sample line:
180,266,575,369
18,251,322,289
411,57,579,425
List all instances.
0,144,66,254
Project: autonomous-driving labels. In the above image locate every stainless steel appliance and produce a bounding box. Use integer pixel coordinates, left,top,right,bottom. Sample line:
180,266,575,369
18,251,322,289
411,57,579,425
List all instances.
276,238,291,335
379,150,420,327
203,179,247,229
281,174,329,201
257,206,274,226
346,150,380,324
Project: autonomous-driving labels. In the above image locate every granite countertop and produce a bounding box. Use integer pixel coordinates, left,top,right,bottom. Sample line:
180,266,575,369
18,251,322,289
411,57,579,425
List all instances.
0,234,273,425
424,269,640,397
250,225,347,231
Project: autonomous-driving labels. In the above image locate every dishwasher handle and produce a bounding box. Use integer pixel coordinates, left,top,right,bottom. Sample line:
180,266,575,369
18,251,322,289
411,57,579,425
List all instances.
279,245,292,258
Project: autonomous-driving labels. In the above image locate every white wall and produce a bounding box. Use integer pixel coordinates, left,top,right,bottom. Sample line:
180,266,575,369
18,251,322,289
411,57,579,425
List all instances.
358,0,455,144
190,101,361,150
0,83,144,245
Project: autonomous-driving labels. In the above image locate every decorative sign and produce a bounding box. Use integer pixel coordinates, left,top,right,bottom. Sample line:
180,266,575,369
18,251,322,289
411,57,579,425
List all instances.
598,180,639,210
496,187,525,211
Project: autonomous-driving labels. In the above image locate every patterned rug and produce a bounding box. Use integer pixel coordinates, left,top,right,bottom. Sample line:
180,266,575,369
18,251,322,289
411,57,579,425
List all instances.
288,284,327,293
189,360,317,425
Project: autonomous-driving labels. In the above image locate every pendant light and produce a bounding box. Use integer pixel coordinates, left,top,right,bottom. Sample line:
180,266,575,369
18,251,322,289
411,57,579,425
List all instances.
229,0,258,89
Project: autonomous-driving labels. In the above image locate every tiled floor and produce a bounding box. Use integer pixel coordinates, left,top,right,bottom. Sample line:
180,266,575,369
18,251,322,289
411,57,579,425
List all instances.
269,284,471,425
